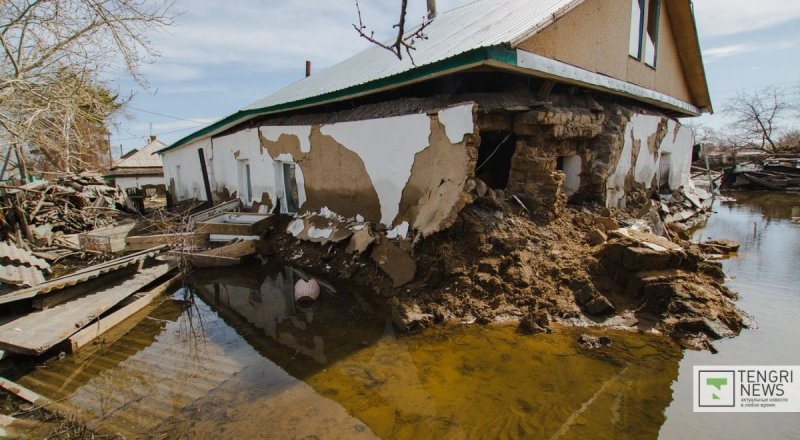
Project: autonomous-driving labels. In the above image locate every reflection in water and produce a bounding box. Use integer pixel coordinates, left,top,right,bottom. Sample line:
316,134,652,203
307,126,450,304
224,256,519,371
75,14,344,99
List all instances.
18,263,685,439
661,191,800,439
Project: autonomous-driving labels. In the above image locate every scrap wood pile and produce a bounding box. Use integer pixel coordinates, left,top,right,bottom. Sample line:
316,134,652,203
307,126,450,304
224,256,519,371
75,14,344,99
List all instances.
0,173,128,240
0,173,134,290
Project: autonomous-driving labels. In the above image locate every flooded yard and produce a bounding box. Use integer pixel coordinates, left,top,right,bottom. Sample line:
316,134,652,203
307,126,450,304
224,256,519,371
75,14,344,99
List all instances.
12,192,800,439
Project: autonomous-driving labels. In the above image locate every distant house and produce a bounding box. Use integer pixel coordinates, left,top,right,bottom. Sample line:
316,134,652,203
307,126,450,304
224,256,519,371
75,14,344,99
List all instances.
107,136,167,196
159,0,711,238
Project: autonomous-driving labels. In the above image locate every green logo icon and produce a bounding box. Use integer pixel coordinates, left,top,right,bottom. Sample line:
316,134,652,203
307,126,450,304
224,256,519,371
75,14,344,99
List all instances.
706,377,728,400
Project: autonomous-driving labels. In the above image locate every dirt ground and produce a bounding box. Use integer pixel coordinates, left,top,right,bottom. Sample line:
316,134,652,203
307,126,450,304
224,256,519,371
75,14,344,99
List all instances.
265,188,750,352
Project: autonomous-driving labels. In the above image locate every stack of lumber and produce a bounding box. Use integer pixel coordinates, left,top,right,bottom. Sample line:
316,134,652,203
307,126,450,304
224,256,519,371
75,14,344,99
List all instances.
0,246,179,356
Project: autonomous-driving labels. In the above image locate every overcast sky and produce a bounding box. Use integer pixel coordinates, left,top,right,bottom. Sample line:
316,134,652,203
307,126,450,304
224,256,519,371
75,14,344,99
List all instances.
109,0,800,155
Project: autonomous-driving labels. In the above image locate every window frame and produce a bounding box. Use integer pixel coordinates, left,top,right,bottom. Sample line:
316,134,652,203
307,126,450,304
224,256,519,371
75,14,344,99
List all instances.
629,0,660,68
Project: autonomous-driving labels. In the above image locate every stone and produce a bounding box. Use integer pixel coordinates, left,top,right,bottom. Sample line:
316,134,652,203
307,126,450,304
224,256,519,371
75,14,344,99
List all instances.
371,238,417,287
474,179,488,197
587,228,607,246
578,334,612,350
584,295,615,315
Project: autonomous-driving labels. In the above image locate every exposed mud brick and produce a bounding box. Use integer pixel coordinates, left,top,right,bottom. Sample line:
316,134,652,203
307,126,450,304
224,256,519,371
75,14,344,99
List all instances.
506,146,565,216
594,216,620,232
621,246,675,272
371,238,416,287
587,228,607,246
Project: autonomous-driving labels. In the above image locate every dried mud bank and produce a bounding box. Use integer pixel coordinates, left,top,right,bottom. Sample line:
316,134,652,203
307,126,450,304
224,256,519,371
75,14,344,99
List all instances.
265,187,749,351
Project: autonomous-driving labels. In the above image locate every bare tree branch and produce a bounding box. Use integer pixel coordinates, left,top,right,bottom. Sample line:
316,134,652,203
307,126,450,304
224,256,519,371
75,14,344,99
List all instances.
0,0,176,174
353,0,435,64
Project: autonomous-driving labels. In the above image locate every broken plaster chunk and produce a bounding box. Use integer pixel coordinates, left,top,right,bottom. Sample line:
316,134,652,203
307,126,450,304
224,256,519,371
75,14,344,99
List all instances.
370,238,416,287
356,214,365,223
437,104,475,144
346,228,377,254
287,219,306,237
386,221,410,240
307,227,333,240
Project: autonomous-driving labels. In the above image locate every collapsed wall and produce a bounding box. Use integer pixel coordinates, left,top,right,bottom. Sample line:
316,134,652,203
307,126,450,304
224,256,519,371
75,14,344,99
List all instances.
164,90,745,349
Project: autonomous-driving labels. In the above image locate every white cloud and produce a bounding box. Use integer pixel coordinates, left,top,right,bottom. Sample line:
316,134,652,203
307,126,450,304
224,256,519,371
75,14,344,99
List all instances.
703,40,799,60
703,44,758,60
694,0,800,37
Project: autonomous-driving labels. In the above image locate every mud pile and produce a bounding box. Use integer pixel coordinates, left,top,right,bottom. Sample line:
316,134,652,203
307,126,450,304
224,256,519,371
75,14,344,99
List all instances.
265,188,749,351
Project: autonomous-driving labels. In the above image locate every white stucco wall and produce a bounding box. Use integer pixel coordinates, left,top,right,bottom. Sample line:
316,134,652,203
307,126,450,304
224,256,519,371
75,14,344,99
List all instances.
320,113,432,225
160,103,476,230
606,114,695,208
115,175,165,192
161,138,210,201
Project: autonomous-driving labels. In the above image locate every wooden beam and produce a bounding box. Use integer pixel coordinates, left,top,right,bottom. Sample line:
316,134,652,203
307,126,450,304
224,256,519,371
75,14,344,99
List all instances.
68,273,182,352
0,377,51,406
537,79,556,100
126,232,208,251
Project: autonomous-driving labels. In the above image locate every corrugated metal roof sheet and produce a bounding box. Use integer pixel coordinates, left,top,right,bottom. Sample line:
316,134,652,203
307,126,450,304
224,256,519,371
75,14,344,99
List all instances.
162,0,579,152
0,242,51,271
0,246,165,305
0,265,45,287
244,0,576,111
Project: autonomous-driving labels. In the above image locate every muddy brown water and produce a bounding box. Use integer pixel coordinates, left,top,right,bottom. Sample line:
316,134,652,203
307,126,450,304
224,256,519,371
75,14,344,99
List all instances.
13,191,800,439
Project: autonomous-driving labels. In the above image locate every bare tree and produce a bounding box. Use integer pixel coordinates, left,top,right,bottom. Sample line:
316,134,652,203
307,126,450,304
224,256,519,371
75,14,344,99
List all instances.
0,0,175,175
353,0,436,62
722,86,794,153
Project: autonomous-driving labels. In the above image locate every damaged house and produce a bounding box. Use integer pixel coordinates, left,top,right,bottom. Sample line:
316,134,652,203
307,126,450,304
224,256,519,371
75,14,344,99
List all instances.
160,0,710,236
159,0,742,345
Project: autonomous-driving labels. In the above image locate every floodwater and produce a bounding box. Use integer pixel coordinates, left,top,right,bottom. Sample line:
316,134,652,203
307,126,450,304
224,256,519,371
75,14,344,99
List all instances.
13,191,800,439
660,191,800,439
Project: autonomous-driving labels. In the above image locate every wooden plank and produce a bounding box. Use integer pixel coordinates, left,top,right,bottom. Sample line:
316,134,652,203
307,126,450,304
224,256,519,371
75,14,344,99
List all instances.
201,239,256,258
126,232,209,251
172,252,240,268
0,264,173,355
68,273,182,352
0,376,51,405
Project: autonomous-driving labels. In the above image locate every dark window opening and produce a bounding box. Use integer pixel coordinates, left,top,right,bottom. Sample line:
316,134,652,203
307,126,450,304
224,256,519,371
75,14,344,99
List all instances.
475,131,517,189
644,0,660,66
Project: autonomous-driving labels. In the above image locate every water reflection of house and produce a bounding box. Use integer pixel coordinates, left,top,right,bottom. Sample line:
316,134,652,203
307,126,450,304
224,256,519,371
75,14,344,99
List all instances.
159,0,713,231
106,136,167,196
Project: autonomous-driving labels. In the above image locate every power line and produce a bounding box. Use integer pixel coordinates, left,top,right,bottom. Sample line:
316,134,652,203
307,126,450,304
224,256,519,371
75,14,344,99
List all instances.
126,106,209,124
110,123,206,142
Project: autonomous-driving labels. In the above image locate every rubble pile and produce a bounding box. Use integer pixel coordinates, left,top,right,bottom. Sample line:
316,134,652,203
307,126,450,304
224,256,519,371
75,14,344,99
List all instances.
265,178,748,351
1,174,127,240
0,173,131,289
